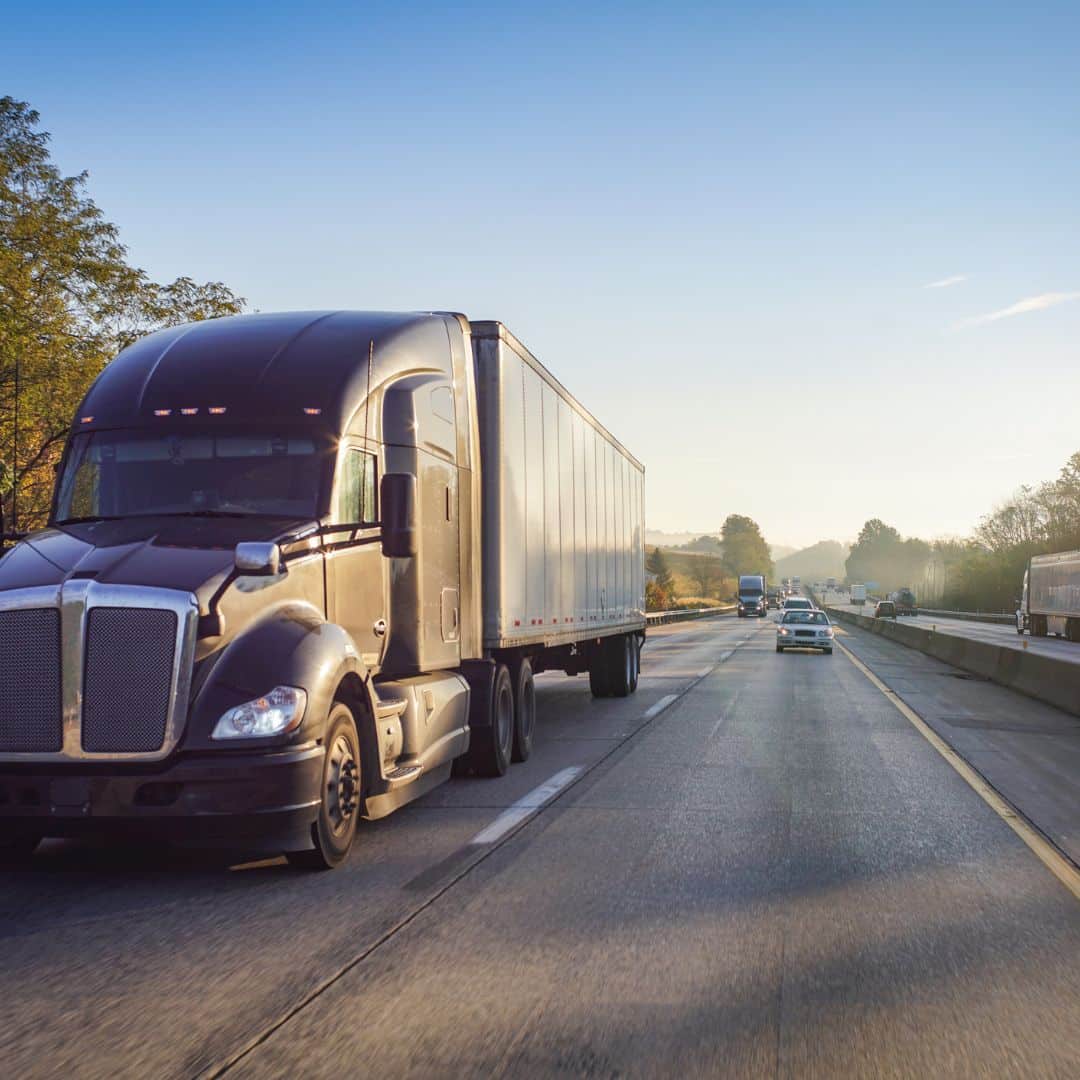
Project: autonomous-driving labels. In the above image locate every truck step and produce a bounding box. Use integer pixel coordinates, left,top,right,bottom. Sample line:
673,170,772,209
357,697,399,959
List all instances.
374,697,408,720
384,764,423,789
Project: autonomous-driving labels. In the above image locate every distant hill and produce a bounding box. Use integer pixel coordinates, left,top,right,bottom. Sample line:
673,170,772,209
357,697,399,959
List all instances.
769,544,798,562
645,529,709,549
774,540,850,582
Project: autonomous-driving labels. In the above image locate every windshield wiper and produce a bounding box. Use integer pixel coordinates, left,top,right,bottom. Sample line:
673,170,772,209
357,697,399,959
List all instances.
55,515,124,525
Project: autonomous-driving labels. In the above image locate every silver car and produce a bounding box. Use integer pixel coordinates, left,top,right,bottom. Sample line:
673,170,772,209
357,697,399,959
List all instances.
776,609,835,654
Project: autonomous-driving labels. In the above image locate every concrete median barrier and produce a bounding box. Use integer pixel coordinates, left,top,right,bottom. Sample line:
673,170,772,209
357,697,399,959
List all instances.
827,606,1080,719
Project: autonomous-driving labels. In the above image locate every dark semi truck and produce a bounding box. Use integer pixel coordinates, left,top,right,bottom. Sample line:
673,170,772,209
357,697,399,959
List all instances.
0,312,645,867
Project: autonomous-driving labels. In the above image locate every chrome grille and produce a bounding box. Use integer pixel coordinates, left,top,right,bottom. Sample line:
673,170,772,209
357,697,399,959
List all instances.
0,609,62,751
82,608,178,753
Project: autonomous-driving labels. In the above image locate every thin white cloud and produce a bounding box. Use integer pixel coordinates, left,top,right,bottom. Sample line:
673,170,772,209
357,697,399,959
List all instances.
923,274,968,289
954,291,1080,329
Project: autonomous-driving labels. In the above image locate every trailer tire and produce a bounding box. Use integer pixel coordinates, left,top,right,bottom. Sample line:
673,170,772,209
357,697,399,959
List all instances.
629,637,640,693
609,635,633,698
510,657,536,763
589,647,611,698
469,663,514,777
287,703,361,871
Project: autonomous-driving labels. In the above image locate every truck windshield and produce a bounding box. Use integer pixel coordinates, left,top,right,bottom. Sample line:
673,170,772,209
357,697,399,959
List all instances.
55,429,325,522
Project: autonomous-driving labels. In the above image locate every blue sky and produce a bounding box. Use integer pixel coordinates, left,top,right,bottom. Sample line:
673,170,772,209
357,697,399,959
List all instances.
7,1,1080,547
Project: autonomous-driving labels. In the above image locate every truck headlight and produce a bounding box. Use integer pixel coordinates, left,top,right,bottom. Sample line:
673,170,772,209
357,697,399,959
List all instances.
212,686,307,740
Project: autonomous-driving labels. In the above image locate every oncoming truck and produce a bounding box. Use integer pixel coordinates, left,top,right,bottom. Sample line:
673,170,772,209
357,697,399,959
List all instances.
1016,549,1080,640
0,311,646,868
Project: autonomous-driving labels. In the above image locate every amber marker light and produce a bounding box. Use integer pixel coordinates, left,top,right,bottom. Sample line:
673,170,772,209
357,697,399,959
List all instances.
181,407,199,416
154,409,172,417
303,407,322,416
80,416,94,424
208,406,227,415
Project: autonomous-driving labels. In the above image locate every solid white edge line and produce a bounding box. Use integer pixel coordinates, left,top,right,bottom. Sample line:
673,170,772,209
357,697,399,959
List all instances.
837,639,1080,902
469,766,584,846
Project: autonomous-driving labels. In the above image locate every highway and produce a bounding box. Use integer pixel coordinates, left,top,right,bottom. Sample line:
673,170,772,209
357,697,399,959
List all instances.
3,614,1080,1078
827,599,1080,665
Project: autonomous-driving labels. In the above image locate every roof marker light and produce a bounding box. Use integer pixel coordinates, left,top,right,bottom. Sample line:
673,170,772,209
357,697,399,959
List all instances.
154,409,172,417
208,406,227,415
80,416,94,424
181,407,199,416
303,407,322,416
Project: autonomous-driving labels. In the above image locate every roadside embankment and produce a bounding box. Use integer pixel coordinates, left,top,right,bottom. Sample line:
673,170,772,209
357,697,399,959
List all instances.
827,605,1080,719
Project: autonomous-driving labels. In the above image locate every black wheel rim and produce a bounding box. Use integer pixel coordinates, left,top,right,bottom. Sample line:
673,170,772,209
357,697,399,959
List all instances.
325,733,359,837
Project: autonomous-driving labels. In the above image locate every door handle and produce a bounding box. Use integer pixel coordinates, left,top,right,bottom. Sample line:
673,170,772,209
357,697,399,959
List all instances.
373,618,387,637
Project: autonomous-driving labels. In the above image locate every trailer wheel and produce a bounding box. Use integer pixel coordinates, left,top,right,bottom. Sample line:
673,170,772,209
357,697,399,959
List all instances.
287,703,361,871
469,663,514,777
510,657,536,763
629,637,640,693
609,635,633,698
589,646,611,698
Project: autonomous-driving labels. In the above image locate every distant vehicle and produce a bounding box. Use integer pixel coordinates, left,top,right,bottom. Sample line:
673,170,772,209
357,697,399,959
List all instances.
875,600,897,619
850,584,867,606
776,609,834,654
826,577,837,590
1016,549,1080,639
737,574,768,617
782,596,814,613
766,588,781,609
792,576,801,588
890,588,917,616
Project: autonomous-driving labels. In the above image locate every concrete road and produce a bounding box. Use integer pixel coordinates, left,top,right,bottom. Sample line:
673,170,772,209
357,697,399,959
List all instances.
3,614,1080,1078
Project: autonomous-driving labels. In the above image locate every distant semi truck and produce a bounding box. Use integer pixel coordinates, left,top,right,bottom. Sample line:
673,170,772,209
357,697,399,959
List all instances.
737,574,768,617
1016,549,1080,640
850,584,867,606
889,588,918,616
0,311,646,867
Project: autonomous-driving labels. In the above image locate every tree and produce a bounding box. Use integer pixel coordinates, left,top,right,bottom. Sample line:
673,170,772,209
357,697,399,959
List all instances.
646,546,675,596
690,554,721,598
720,514,773,580
1,97,245,533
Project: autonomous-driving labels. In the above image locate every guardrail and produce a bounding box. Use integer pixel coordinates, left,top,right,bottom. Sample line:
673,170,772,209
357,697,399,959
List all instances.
646,605,735,626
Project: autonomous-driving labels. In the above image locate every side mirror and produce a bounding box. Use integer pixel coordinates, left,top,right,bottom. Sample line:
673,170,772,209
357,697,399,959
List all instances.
380,473,418,558
234,541,282,576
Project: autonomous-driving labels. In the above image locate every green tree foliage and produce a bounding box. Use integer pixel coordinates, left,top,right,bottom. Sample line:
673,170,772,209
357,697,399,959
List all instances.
844,518,930,594
646,546,675,596
720,514,773,581
1,97,245,533
690,554,721,597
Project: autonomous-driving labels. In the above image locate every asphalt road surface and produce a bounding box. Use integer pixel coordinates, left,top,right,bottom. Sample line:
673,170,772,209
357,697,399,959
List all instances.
3,614,1080,1079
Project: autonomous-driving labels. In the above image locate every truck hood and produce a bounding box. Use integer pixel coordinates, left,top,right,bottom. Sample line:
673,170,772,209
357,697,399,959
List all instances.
0,516,314,598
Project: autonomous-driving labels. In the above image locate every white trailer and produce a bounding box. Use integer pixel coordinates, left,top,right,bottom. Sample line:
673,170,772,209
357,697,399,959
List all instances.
472,322,645,650
1018,549,1080,639
850,584,867,606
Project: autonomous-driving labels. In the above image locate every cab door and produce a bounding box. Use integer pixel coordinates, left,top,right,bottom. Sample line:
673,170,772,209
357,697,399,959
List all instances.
324,444,387,671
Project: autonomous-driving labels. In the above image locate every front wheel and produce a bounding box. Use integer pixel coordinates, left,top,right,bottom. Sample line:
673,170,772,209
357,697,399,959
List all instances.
288,703,361,871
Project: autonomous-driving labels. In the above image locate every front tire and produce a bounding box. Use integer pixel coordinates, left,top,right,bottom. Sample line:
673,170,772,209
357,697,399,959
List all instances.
510,657,536,763
288,703,361,871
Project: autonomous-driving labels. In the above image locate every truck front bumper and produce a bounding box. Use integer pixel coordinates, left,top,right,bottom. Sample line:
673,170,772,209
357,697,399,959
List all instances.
0,743,324,851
